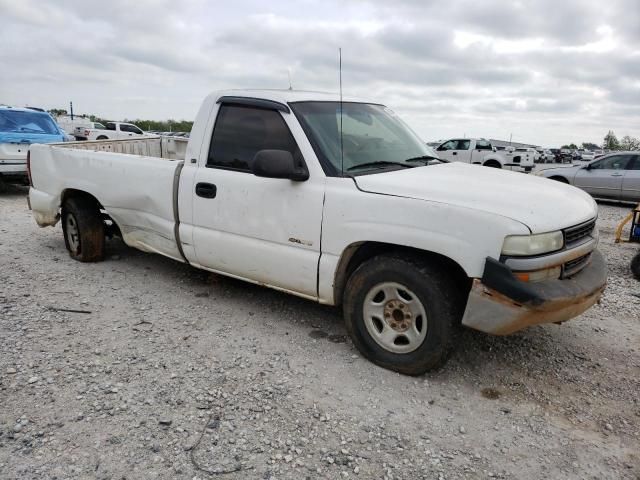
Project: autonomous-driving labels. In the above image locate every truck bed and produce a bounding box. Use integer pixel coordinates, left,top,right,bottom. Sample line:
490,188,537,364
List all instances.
29,138,186,263
56,135,188,160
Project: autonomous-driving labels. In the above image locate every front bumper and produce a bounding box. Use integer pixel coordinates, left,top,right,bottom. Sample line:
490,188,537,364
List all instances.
461,249,607,335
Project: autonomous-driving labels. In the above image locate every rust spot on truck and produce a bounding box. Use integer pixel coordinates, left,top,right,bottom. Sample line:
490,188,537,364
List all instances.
463,279,606,335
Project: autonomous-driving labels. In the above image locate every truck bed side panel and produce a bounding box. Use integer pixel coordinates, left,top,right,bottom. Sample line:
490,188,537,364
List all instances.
29,144,184,262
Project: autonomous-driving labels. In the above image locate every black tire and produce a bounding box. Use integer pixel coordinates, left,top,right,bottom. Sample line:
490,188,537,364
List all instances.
631,252,640,280
484,160,501,168
550,176,569,184
96,135,108,140
343,254,464,375
61,197,105,262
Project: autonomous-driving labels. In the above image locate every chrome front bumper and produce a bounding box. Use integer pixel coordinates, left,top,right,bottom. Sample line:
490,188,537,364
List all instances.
462,249,607,335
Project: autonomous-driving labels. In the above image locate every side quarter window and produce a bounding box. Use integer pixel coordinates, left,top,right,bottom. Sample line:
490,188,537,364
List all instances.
627,155,640,170
207,105,304,172
475,139,492,150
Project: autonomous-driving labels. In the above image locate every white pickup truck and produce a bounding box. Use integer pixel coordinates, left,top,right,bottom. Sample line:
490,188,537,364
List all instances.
28,90,606,375
84,121,151,141
435,138,534,172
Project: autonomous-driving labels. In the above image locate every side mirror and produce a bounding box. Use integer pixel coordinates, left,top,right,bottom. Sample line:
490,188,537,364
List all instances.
252,150,309,181
583,163,592,170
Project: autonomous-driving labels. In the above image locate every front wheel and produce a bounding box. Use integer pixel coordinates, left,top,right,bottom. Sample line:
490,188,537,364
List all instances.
61,197,105,262
343,255,464,375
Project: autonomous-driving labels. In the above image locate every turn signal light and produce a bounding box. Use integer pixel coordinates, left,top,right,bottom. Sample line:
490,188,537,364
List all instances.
514,266,561,283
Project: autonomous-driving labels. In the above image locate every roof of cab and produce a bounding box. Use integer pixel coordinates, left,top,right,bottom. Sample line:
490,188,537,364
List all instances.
209,89,376,105
0,105,50,114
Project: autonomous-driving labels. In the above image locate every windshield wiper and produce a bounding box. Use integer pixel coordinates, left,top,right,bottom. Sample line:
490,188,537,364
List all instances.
404,155,449,164
347,161,415,171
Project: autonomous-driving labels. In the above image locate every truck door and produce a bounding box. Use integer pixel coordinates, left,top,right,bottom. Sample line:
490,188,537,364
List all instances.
189,103,324,298
437,139,470,163
621,154,640,202
573,154,632,200
471,139,492,164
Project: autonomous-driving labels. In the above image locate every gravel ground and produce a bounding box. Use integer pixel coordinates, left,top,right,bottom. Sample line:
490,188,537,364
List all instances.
1,182,638,479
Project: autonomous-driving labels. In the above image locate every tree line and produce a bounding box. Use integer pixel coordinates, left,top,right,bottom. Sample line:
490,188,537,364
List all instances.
561,131,639,151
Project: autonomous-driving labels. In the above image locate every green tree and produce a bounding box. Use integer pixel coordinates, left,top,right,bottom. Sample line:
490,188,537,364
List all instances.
619,135,640,151
48,108,68,116
581,142,599,150
561,143,578,149
603,130,619,150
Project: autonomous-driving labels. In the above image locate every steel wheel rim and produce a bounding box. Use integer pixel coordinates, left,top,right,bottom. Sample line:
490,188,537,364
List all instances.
362,282,427,354
65,214,80,253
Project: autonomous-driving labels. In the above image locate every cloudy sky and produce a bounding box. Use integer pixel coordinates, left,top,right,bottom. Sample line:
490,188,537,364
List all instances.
1,0,639,146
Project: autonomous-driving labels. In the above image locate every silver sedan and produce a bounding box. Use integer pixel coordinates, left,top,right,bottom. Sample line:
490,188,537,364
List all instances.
536,152,640,202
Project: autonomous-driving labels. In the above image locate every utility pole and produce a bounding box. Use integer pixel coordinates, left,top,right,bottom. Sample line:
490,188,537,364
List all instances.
70,101,74,120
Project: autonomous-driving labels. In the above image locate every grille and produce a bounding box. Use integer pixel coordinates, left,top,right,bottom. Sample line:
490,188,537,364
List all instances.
562,253,591,278
564,219,596,246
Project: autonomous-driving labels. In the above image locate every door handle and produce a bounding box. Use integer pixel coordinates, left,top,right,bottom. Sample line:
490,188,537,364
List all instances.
452,152,457,155
196,182,217,198
611,173,624,177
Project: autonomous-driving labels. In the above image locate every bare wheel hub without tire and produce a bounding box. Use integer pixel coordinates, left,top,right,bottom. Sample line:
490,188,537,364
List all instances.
363,282,427,354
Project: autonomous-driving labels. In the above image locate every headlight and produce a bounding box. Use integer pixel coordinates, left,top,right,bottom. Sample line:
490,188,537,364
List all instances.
501,231,564,256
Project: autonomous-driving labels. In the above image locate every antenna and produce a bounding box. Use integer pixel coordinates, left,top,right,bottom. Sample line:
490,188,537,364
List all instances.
287,69,293,90
339,48,344,177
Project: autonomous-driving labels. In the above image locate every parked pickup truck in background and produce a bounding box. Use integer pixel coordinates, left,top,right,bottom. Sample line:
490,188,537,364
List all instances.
55,115,105,140
84,121,151,141
0,106,66,183
435,138,534,172
28,90,606,374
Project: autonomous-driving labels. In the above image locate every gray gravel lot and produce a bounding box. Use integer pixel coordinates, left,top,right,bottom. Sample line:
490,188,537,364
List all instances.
1,182,638,479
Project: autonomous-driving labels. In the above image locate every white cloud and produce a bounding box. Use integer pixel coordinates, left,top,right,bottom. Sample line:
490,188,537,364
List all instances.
0,0,638,146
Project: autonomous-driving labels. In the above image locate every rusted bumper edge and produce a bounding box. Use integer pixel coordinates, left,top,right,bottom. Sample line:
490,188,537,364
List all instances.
461,250,607,335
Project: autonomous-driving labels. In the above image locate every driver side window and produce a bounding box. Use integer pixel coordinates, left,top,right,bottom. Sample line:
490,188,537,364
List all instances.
439,140,457,151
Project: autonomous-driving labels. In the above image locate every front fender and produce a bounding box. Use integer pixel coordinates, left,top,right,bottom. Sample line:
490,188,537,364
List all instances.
318,178,530,304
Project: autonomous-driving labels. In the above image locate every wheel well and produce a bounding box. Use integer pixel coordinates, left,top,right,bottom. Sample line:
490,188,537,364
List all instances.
550,176,569,183
61,189,104,211
483,159,502,168
96,135,108,140
333,242,471,306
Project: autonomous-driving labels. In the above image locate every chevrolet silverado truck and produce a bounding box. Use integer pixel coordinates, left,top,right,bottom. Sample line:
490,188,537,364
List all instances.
28,90,606,375
435,138,534,172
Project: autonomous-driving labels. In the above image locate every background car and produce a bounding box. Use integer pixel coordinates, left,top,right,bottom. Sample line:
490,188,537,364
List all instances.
0,106,66,183
536,152,640,202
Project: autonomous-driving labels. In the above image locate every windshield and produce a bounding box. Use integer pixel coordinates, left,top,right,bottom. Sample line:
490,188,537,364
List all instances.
0,109,60,135
290,102,434,175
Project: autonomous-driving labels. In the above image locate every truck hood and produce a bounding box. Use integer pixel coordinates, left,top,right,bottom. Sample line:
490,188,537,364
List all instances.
353,162,597,233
